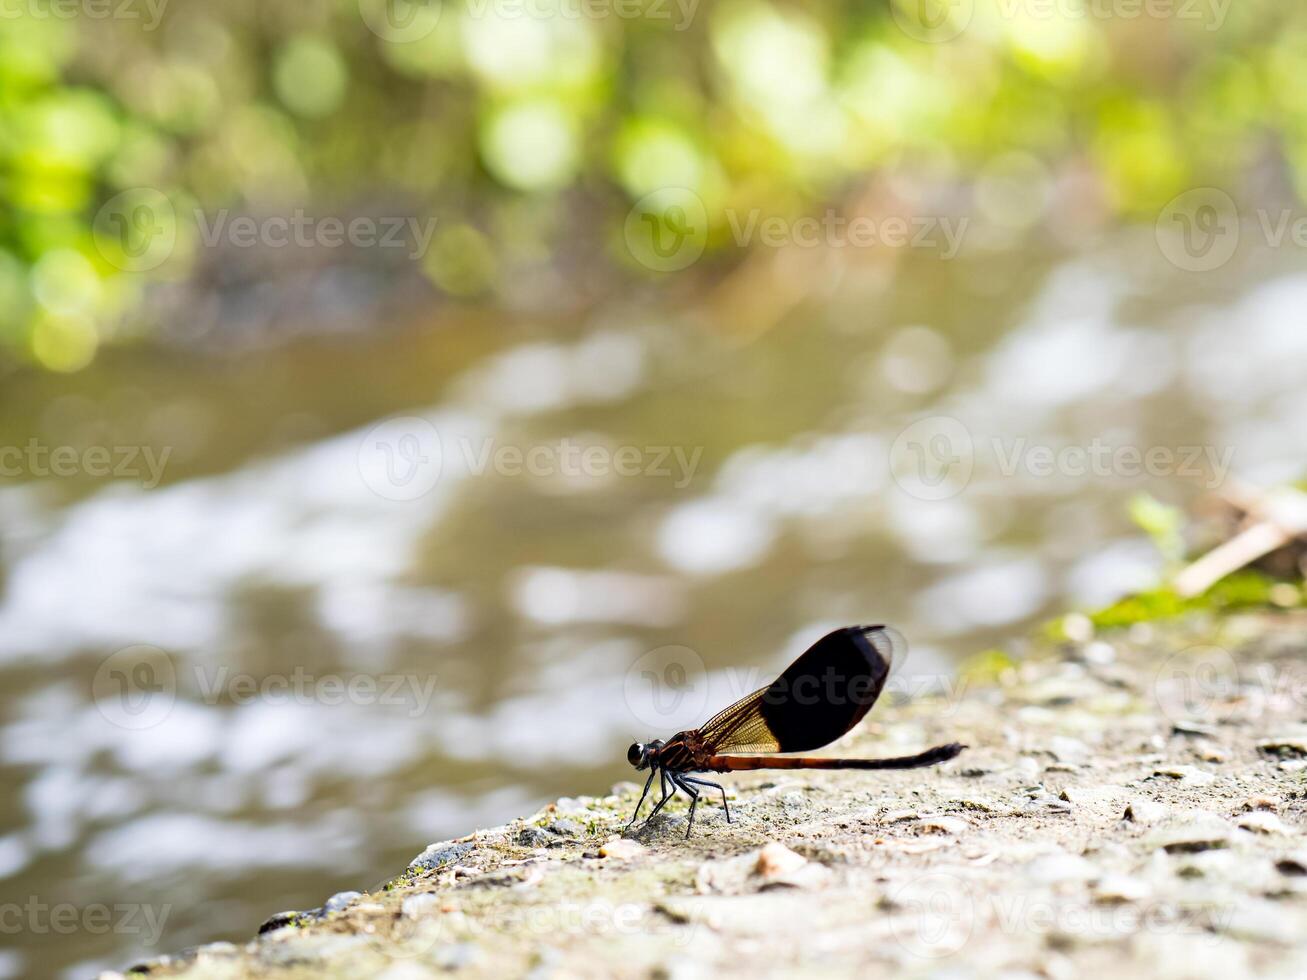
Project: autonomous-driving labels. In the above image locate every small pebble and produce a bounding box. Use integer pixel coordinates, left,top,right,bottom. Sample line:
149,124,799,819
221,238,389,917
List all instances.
401,893,440,919
1063,613,1094,643
1151,765,1215,786
324,891,362,914
884,809,920,823
1217,900,1297,944
1059,785,1124,806
1171,720,1219,737
919,816,968,835
1048,736,1089,763
409,840,475,872
517,826,556,848
1241,795,1282,812
599,838,646,860
554,796,591,813
1083,640,1115,665
1257,737,1307,759
1122,799,1169,824
1238,811,1292,835
257,910,309,935
1276,856,1307,876
1024,790,1074,814
1093,873,1151,903
1149,813,1231,853
754,842,807,877
955,798,1002,813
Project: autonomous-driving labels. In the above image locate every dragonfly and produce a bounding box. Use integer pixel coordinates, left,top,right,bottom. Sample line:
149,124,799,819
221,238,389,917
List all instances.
625,624,965,837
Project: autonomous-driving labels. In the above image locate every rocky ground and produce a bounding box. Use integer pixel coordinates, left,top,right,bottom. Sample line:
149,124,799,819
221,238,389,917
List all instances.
108,611,1307,980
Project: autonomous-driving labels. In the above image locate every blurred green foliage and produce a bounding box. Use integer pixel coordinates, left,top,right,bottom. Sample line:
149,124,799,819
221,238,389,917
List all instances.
0,0,1303,369
1084,569,1292,630
1128,491,1186,567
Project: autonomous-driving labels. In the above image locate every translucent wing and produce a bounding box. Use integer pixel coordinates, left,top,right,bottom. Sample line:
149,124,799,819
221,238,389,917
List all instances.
696,686,780,755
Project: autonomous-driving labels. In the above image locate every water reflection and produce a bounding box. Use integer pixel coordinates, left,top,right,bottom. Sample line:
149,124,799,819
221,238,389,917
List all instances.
2,242,1305,977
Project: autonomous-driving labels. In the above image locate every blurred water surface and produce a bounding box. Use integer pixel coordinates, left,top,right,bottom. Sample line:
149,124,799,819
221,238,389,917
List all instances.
3,237,1307,977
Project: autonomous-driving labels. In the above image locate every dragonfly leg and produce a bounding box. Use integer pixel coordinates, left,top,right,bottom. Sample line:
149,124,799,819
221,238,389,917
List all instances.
640,769,675,828
682,776,730,824
624,768,657,831
672,775,700,839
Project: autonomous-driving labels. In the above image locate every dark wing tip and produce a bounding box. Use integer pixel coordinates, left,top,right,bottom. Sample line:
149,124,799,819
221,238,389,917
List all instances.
847,624,901,673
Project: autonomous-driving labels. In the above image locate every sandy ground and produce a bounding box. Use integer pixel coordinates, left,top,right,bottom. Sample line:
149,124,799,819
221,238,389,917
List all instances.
109,611,1307,980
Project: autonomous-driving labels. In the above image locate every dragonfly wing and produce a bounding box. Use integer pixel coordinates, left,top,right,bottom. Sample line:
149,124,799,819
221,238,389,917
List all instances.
697,625,898,755
696,687,780,754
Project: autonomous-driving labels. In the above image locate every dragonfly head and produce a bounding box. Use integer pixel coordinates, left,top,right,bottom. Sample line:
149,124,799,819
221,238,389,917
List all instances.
627,738,663,770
